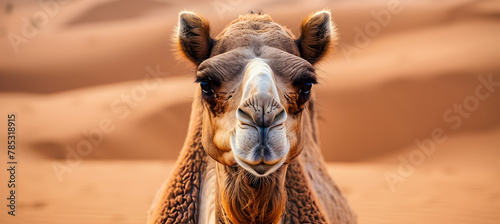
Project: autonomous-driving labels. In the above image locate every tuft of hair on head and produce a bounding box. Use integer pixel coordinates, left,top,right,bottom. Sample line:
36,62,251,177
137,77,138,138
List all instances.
248,9,264,15
296,9,338,64
174,11,215,65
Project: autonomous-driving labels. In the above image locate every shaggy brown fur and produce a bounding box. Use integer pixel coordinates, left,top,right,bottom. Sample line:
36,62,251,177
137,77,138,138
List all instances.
148,101,207,223
282,160,328,223
216,164,287,224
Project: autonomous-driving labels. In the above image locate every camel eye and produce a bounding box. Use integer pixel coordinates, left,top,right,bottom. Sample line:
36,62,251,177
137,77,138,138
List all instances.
296,82,313,107
299,82,312,94
200,80,214,94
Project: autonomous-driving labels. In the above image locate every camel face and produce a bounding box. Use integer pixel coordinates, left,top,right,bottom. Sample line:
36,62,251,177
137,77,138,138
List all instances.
176,11,335,177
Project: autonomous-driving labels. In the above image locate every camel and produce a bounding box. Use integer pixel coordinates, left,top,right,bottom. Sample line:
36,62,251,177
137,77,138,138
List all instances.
148,10,356,224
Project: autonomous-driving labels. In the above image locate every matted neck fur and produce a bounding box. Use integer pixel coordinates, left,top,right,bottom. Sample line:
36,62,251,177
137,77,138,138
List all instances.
148,10,356,224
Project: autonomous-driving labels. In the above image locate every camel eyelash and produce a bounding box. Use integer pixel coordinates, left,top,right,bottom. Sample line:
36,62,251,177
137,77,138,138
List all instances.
194,76,206,83
292,73,317,87
195,75,221,87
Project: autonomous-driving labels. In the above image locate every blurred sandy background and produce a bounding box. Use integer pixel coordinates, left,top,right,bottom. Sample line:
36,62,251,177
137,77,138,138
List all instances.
0,0,499,223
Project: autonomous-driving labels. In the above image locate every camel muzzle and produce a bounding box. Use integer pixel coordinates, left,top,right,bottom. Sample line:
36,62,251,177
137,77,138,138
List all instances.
231,58,290,177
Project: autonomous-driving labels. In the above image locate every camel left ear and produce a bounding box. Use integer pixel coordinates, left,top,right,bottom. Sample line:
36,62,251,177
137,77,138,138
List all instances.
176,11,214,65
296,10,337,64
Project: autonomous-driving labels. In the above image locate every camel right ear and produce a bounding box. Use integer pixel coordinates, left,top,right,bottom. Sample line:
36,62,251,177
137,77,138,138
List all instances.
176,11,214,65
296,10,336,64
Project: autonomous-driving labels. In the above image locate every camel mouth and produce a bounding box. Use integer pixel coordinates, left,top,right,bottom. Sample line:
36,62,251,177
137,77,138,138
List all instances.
248,162,274,175
233,151,287,177
230,126,289,177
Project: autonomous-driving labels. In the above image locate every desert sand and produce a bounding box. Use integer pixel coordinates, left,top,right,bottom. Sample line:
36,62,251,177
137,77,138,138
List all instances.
0,0,499,223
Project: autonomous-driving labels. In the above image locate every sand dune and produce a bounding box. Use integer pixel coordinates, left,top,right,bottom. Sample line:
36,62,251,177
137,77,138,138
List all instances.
1,0,499,223
3,129,498,223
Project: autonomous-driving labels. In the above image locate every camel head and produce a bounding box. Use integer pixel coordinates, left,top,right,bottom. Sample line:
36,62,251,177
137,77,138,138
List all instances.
175,10,336,223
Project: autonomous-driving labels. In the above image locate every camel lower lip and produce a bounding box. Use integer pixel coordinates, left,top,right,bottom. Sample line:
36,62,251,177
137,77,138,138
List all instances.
249,163,273,175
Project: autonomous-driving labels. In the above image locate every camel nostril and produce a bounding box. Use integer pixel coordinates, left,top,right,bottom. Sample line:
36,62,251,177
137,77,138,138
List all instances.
271,109,287,126
237,108,255,126
237,98,286,127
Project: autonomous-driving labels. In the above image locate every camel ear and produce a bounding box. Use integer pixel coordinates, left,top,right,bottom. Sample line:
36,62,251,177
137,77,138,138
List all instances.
296,10,336,64
176,11,214,65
